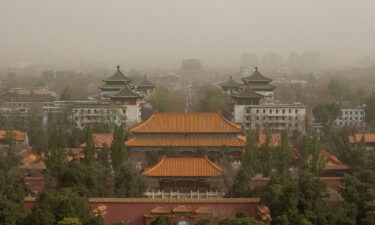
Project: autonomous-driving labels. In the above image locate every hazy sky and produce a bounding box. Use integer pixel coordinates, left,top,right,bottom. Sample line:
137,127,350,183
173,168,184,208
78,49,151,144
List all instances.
0,0,374,67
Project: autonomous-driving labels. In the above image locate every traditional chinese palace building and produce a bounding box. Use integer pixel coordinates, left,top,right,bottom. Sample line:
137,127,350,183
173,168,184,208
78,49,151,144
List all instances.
219,67,306,134
143,157,225,197
126,112,246,164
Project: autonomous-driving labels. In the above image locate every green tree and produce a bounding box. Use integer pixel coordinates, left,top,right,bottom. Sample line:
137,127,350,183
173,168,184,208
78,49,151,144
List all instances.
58,162,109,197
111,126,127,173
193,84,232,118
147,88,185,112
83,128,95,165
275,130,291,177
114,162,146,197
150,216,173,225
226,131,257,197
196,218,211,225
313,103,341,128
60,87,73,101
58,217,82,225
26,189,91,224
260,131,273,177
309,136,325,176
365,92,375,127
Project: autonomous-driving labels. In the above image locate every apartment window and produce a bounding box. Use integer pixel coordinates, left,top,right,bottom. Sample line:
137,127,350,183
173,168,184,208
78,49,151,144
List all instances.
269,109,272,113
361,112,364,115
256,109,259,113
360,117,363,120
246,109,250,114
345,111,348,115
350,111,352,115
295,109,298,113
263,109,266,113
276,109,279,113
289,109,291,113
355,111,358,115
282,109,285,113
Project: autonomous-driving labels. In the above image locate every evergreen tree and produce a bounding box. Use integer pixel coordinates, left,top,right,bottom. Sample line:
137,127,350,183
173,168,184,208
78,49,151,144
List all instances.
261,131,273,177
45,128,67,179
276,130,291,177
83,128,95,165
151,216,173,225
26,189,91,224
60,86,73,101
242,130,257,175
309,135,324,176
110,126,127,173
299,136,310,172
114,162,146,197
226,131,257,197
58,217,82,225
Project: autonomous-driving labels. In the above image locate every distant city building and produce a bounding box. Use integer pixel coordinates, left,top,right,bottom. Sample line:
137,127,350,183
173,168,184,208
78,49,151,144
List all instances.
335,107,365,128
240,53,259,76
241,53,259,66
288,51,319,73
260,53,283,72
234,104,306,132
181,59,203,77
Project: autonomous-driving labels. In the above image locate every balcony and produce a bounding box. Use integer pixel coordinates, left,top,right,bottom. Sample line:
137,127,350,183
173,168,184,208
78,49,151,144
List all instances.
145,189,225,199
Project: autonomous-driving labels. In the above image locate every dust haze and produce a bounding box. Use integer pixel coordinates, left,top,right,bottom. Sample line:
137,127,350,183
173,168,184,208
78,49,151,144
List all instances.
1,0,374,68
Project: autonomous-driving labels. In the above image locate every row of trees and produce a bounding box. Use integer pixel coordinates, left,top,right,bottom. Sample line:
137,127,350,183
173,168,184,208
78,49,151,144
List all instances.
225,123,375,224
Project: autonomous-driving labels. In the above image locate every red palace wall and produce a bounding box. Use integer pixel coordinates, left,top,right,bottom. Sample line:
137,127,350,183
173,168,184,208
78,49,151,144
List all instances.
24,198,260,225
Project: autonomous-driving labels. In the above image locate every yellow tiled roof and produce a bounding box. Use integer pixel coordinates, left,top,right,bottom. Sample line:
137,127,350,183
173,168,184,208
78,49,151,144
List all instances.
130,112,242,134
81,133,113,148
349,133,375,144
142,158,225,177
126,135,246,147
0,130,27,142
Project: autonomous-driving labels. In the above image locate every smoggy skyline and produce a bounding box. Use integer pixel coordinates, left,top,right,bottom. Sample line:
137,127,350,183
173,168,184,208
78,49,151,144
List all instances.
1,0,374,68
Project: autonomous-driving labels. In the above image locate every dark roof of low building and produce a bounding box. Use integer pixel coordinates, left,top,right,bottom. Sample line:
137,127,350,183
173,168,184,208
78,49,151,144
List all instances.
1,92,56,102
138,76,155,87
248,83,276,90
99,84,124,90
110,85,139,99
241,67,272,83
104,66,132,82
219,76,241,87
232,86,263,99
